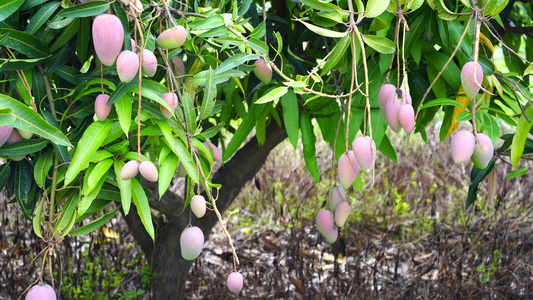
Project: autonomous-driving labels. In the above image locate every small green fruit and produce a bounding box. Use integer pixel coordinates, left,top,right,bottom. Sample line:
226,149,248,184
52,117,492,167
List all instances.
157,26,187,49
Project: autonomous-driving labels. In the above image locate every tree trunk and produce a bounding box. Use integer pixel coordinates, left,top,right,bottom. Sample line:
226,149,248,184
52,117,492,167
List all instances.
124,121,287,299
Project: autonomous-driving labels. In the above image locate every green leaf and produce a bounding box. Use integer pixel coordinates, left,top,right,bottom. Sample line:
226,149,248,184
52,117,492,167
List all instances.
115,95,132,137
0,0,24,23
300,0,342,11
190,69,246,86
158,152,179,198
70,205,120,236
64,120,113,186
365,0,390,18
172,137,199,183
300,110,320,182
0,107,15,126
0,138,45,156
182,92,196,133
511,106,533,170
192,15,225,30
107,79,138,106
131,178,155,241
56,1,111,18
0,162,11,190
297,19,347,38
114,161,132,215
321,35,350,75
427,0,458,20
76,17,90,63
25,1,61,35
0,29,51,58
246,37,269,56
250,22,266,39
281,89,299,149
14,160,33,220
361,34,395,54
256,87,288,104
54,191,80,234
223,103,266,161
34,148,54,188
505,166,528,178
199,68,216,120
378,134,397,162
33,197,44,238
214,53,260,75
49,18,80,52
465,161,495,210
86,159,113,195
421,98,465,109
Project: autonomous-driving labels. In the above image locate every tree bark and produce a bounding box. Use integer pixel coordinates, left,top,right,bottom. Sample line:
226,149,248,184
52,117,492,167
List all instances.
124,121,288,299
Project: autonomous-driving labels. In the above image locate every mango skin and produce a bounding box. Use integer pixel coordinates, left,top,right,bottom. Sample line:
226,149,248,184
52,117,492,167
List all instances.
352,136,376,174
25,283,56,300
139,160,158,182
338,151,360,189
92,14,124,66
253,59,272,84
461,61,484,99
6,128,23,145
120,160,140,180
451,130,475,164
204,142,222,163
379,84,396,122
180,226,204,260
316,209,338,243
329,186,346,211
190,195,206,218
172,56,185,77
141,49,157,77
176,161,188,177
334,201,351,228
157,25,187,49
0,126,13,147
227,272,244,293
160,92,178,119
95,94,111,121
398,104,415,133
18,129,33,139
116,50,140,83
471,133,494,169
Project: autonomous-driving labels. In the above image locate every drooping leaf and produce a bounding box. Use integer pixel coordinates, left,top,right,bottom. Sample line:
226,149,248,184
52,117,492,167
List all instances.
70,205,120,236
511,106,533,170
131,178,155,241
14,160,33,220
158,152,179,198
361,35,395,54
114,161,132,215
465,161,495,210
34,148,54,188
321,35,350,76
115,95,132,137
64,120,113,186
281,89,299,149
199,68,216,120
297,19,347,38
300,110,320,181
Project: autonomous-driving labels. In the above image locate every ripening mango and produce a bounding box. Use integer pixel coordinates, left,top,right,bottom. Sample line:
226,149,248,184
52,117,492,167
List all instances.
352,136,376,174
316,209,338,243
471,133,494,169
92,14,124,66
461,61,484,99
386,89,403,132
379,84,396,122
451,130,475,164
157,25,187,49
204,142,222,163
161,92,178,119
25,283,56,300
141,49,157,77
120,160,140,180
329,186,346,212
253,59,272,84
172,56,185,77
190,195,206,218
139,160,158,182
338,151,360,189
18,129,33,139
180,226,204,260
0,126,13,147
6,128,23,145
334,201,351,228
116,50,140,83
398,104,415,133
227,272,244,293
95,94,111,121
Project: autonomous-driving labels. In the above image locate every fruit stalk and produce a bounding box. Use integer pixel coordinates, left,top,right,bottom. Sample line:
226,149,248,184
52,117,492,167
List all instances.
134,18,145,162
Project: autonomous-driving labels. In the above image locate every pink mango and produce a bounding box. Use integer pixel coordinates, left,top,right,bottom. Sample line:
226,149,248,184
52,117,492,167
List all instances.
139,160,158,182
92,14,124,66
160,92,178,119
172,56,185,77
338,151,360,189
120,160,140,180
398,104,415,133
316,209,338,243
461,61,484,99
334,201,351,228
141,49,157,77
190,195,206,218
0,126,13,147
451,130,475,164
379,84,396,122
204,141,222,163
180,226,204,260
157,26,187,49
227,272,244,293
25,283,56,300
94,94,111,121
352,136,376,174
253,59,272,84
329,186,346,211
116,50,140,83
471,133,494,169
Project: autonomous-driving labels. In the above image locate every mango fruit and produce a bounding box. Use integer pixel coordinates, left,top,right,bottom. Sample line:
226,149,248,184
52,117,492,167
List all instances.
157,25,187,49
180,226,204,260
92,14,124,66
116,50,139,83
